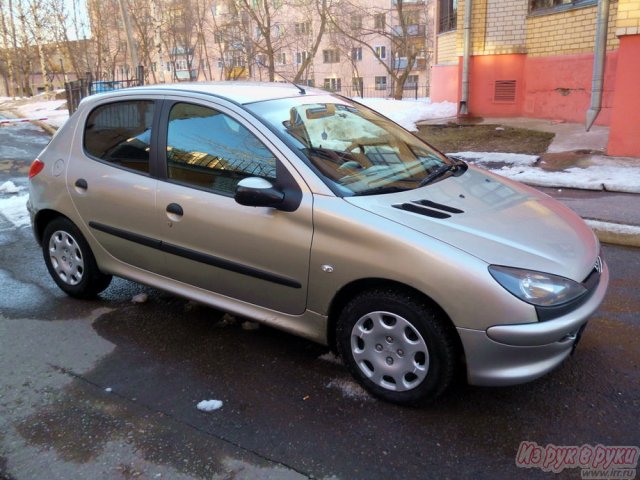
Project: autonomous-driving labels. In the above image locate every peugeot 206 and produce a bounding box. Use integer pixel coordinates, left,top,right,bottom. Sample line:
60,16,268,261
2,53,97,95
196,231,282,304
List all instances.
28,82,609,405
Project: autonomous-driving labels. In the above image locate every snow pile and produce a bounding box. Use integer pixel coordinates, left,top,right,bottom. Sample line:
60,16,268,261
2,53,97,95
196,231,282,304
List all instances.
449,151,539,167
197,399,223,412
0,180,22,194
491,164,640,194
326,378,371,401
15,99,69,128
453,152,640,194
357,98,456,132
586,220,640,236
0,193,30,228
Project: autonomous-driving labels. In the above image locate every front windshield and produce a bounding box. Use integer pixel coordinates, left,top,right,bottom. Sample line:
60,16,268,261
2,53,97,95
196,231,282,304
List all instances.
246,95,455,196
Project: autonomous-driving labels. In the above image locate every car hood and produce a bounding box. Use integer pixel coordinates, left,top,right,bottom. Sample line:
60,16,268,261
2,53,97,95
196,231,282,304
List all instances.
344,166,599,281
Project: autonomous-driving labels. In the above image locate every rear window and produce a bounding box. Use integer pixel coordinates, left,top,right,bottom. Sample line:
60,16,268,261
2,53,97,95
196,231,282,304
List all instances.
84,101,154,174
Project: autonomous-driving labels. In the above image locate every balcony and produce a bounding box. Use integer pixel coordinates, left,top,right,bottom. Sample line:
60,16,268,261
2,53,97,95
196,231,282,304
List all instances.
392,0,425,5
393,57,427,70
391,24,426,37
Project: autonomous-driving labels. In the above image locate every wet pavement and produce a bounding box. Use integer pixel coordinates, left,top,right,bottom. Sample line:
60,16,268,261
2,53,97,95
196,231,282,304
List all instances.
0,123,639,479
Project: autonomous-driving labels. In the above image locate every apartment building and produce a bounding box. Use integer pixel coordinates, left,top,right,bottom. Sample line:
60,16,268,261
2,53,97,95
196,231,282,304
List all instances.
89,0,433,99
431,0,640,157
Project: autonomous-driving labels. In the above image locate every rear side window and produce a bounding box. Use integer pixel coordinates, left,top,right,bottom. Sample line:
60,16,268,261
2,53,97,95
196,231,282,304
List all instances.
84,101,154,174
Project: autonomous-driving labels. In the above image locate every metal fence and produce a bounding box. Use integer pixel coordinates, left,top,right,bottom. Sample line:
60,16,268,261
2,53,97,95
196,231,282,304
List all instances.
328,84,430,100
65,67,145,115
64,79,90,115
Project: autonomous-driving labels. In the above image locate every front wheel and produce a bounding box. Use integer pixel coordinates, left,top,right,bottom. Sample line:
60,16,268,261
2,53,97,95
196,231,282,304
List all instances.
336,289,459,405
42,217,112,298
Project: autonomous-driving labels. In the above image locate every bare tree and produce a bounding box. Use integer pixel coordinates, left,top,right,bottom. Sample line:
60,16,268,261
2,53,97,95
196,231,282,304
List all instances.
129,0,158,83
330,0,429,99
233,0,286,82
162,0,199,82
289,0,329,83
0,0,17,96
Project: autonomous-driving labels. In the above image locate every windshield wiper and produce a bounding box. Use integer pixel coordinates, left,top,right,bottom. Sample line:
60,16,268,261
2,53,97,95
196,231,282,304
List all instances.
418,160,467,187
352,185,410,196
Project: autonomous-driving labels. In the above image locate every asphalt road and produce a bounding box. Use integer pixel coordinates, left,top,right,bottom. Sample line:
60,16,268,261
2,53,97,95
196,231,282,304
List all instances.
0,122,638,479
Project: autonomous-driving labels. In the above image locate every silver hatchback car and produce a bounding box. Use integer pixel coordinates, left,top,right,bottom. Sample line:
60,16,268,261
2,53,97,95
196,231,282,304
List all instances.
28,82,608,405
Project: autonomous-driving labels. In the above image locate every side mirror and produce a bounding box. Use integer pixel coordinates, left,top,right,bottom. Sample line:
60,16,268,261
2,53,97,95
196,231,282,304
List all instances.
234,177,285,209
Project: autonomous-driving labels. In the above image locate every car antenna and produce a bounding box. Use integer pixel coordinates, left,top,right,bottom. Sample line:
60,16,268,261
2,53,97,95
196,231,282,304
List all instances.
275,71,306,95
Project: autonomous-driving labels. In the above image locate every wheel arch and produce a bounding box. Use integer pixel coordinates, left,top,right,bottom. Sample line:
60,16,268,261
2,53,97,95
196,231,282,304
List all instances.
326,278,462,354
33,209,67,246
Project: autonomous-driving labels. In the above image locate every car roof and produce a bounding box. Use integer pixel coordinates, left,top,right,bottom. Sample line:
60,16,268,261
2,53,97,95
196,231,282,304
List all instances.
90,81,328,105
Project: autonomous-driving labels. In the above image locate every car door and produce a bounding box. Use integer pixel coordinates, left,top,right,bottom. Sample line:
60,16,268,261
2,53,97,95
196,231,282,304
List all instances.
67,97,165,273
154,99,314,315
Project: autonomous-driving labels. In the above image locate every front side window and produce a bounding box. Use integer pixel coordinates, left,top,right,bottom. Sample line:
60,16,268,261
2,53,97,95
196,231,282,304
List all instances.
84,100,154,174
166,103,276,195
247,95,452,196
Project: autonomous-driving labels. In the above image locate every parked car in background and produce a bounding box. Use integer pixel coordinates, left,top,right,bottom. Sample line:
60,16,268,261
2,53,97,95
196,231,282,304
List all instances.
28,82,608,405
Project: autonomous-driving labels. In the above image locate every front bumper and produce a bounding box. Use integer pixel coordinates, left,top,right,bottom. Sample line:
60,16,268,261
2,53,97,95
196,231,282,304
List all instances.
459,259,609,386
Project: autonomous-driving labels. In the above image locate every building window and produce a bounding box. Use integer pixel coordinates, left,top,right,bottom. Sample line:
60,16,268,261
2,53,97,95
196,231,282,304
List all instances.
374,13,385,30
375,76,387,90
276,52,287,65
438,0,457,32
374,46,386,59
351,47,362,61
352,77,363,95
323,49,340,63
405,75,419,87
529,0,595,12
323,78,342,91
306,79,315,87
296,51,309,64
295,21,310,35
351,15,363,30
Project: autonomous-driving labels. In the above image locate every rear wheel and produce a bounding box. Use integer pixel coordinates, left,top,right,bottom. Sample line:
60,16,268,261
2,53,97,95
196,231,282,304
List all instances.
42,217,112,298
336,288,459,405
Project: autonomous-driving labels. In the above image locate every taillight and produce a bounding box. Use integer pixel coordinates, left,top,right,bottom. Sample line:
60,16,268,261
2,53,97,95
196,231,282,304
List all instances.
28,159,45,179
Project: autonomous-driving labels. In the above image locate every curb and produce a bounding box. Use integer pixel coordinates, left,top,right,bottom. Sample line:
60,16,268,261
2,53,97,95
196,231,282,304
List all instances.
585,220,640,248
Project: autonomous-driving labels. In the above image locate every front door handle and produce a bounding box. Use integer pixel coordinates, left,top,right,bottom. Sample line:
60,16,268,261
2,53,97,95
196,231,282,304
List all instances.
166,203,184,217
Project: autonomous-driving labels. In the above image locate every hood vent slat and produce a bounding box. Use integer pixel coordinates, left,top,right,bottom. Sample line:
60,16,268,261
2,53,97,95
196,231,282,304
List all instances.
394,203,451,219
414,200,464,214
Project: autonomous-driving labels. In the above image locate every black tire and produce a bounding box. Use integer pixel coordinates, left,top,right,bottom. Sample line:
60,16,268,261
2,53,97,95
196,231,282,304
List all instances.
42,217,112,299
336,288,459,406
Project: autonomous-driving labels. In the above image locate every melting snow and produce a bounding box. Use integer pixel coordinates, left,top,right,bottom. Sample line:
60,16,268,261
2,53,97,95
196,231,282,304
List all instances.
356,97,456,132
0,181,21,194
0,193,30,227
318,352,343,365
197,399,223,412
131,293,148,304
326,378,371,401
449,151,539,167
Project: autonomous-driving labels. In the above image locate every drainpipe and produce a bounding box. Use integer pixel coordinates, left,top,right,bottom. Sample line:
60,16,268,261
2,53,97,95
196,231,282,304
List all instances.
459,0,473,115
585,0,610,131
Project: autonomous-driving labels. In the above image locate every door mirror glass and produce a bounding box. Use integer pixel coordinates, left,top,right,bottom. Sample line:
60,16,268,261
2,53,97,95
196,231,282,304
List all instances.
234,177,285,209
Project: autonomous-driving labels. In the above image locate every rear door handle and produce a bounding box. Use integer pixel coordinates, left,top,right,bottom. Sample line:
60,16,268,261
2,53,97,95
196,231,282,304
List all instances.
75,178,88,190
166,203,183,216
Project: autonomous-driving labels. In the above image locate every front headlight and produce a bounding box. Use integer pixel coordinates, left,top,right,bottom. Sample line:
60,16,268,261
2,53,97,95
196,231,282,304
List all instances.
489,265,586,306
